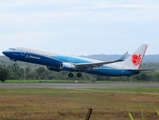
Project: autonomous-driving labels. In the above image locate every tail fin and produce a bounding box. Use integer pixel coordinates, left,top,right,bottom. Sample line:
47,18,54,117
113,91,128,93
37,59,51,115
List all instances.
122,44,148,69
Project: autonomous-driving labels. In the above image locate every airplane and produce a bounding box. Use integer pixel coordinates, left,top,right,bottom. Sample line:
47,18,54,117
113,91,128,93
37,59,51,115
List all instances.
2,44,152,78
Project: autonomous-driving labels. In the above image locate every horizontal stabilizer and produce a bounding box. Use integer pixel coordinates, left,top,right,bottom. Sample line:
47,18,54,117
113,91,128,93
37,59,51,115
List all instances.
131,68,156,72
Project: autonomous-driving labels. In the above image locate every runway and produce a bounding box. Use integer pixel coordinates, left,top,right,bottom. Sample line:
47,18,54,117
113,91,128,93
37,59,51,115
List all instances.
0,83,159,88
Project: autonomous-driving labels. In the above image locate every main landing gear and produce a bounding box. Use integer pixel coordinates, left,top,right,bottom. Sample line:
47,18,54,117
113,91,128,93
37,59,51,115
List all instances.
68,72,82,78
77,73,82,78
68,72,74,77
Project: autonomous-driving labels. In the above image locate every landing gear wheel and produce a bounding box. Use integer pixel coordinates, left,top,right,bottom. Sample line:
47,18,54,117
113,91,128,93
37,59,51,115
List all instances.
77,73,82,78
68,72,74,78
14,63,17,66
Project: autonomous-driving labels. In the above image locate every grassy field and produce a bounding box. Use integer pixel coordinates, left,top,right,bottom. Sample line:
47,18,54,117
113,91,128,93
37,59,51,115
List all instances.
5,79,159,84
5,79,91,83
0,88,159,120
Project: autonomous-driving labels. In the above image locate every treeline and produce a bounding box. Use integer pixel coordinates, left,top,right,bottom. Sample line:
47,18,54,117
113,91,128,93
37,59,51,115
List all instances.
0,65,91,82
0,62,159,82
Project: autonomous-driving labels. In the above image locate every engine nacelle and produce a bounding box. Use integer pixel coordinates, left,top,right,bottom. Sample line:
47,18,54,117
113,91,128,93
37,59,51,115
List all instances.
47,62,76,72
47,63,63,72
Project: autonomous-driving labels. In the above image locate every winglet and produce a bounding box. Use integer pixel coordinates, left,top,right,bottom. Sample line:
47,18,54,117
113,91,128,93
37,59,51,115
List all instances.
118,52,128,61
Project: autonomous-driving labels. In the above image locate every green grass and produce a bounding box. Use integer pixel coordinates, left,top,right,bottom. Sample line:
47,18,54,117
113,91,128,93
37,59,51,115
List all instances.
5,79,91,83
4,79,159,84
90,87,159,93
0,88,159,120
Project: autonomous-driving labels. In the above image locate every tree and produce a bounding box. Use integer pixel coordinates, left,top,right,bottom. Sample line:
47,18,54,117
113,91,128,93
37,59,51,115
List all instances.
153,72,159,81
139,72,150,81
0,66,9,82
35,67,47,79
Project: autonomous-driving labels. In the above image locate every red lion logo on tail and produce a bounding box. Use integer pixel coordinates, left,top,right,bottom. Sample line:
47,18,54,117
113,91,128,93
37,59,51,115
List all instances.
132,54,141,66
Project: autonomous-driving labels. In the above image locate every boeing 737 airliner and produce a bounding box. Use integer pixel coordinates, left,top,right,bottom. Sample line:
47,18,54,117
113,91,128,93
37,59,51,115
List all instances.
2,44,152,78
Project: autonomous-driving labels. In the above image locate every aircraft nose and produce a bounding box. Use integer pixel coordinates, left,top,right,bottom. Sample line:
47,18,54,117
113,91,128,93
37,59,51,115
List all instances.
2,50,9,56
2,51,6,55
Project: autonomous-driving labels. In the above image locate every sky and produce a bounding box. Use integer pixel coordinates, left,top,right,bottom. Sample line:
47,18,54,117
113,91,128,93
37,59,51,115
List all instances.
0,0,159,55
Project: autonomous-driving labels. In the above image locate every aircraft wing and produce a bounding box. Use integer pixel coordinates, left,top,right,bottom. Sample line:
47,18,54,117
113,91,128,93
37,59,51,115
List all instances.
75,52,128,70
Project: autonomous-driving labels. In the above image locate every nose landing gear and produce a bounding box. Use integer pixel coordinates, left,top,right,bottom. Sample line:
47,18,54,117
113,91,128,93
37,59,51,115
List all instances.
14,62,17,66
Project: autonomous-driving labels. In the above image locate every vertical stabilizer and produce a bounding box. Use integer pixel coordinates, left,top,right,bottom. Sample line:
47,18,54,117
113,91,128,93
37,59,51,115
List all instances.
121,44,148,69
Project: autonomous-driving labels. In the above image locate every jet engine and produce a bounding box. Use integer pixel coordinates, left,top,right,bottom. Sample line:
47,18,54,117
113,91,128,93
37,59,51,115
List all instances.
47,62,76,72
47,66,62,72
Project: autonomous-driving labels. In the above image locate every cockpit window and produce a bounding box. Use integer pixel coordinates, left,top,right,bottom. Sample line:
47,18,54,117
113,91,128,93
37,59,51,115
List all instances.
9,48,16,50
